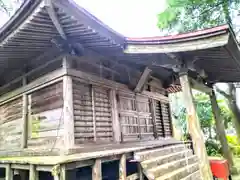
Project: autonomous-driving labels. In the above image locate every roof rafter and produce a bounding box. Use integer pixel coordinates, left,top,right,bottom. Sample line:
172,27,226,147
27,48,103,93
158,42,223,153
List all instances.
45,0,67,40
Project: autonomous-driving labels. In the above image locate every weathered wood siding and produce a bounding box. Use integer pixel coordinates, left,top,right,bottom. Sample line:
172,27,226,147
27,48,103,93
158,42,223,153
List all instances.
73,79,113,144
0,98,22,150
27,82,63,149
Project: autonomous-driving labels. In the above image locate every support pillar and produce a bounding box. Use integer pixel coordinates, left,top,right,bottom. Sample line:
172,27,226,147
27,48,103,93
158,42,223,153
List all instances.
29,164,38,180
119,154,127,180
21,76,28,148
62,56,75,150
5,164,13,180
210,90,234,168
179,72,212,180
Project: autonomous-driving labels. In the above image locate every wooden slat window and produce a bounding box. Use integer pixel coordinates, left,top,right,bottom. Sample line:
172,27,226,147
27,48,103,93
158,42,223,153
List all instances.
154,100,173,138
73,80,113,144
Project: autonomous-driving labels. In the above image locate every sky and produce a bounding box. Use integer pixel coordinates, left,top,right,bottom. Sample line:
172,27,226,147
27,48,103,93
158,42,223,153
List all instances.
74,0,167,37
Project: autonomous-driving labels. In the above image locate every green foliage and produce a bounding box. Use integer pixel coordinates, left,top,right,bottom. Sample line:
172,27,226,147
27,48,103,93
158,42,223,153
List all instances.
157,0,240,34
205,139,221,156
226,135,240,156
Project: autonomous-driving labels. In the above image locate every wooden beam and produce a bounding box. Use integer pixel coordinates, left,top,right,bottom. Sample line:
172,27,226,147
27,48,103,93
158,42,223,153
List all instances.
0,68,65,105
5,164,13,180
127,173,139,180
119,154,127,180
67,69,129,91
189,77,212,94
0,54,64,94
29,164,38,180
109,89,121,143
134,67,151,93
149,99,157,138
92,159,102,180
140,91,169,103
210,90,234,168
179,72,212,180
11,164,29,170
21,76,28,149
62,56,75,149
71,55,120,76
45,0,67,40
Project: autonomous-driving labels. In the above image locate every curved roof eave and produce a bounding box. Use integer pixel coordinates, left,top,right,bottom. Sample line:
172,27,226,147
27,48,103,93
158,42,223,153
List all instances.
124,25,232,54
0,0,125,47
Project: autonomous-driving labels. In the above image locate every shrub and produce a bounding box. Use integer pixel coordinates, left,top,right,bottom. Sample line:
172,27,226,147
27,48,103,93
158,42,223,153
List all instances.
226,135,240,157
205,139,221,156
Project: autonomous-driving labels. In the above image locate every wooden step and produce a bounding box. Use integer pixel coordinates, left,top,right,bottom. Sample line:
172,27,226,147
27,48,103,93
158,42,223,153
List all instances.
155,162,200,180
141,149,193,169
134,144,186,161
146,155,198,179
180,170,202,180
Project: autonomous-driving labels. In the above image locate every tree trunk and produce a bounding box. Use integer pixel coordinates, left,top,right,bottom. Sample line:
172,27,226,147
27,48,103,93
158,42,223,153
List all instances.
216,83,240,141
227,84,240,141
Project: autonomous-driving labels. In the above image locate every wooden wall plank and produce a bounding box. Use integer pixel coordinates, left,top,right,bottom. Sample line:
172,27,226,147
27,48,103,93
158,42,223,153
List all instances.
27,82,64,150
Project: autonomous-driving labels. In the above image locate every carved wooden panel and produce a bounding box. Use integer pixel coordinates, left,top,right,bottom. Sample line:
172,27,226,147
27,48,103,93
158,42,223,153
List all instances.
118,92,154,142
0,98,22,150
27,82,63,149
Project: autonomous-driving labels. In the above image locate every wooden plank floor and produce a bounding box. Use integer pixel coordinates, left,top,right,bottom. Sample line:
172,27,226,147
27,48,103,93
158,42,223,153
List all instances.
0,138,181,166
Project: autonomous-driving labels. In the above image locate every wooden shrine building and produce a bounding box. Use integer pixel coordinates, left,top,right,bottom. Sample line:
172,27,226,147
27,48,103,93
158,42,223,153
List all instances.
0,0,239,179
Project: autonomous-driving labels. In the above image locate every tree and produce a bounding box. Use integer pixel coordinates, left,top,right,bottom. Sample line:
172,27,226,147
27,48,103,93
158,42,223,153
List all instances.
216,84,240,141
0,0,24,16
157,0,240,34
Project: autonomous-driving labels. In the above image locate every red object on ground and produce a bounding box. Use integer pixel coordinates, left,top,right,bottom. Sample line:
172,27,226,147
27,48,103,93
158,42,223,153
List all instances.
210,159,230,180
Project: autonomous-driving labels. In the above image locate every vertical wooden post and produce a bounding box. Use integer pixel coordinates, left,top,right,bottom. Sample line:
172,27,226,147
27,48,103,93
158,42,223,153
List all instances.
63,56,75,149
60,165,66,180
149,98,157,138
29,164,38,180
21,76,28,148
5,164,13,180
110,89,121,142
137,163,144,180
210,90,234,168
92,159,102,180
91,85,97,141
119,154,127,180
179,72,212,180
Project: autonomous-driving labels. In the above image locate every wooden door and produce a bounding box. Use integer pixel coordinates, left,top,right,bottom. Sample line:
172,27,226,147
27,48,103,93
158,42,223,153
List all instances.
118,92,154,142
136,95,154,140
